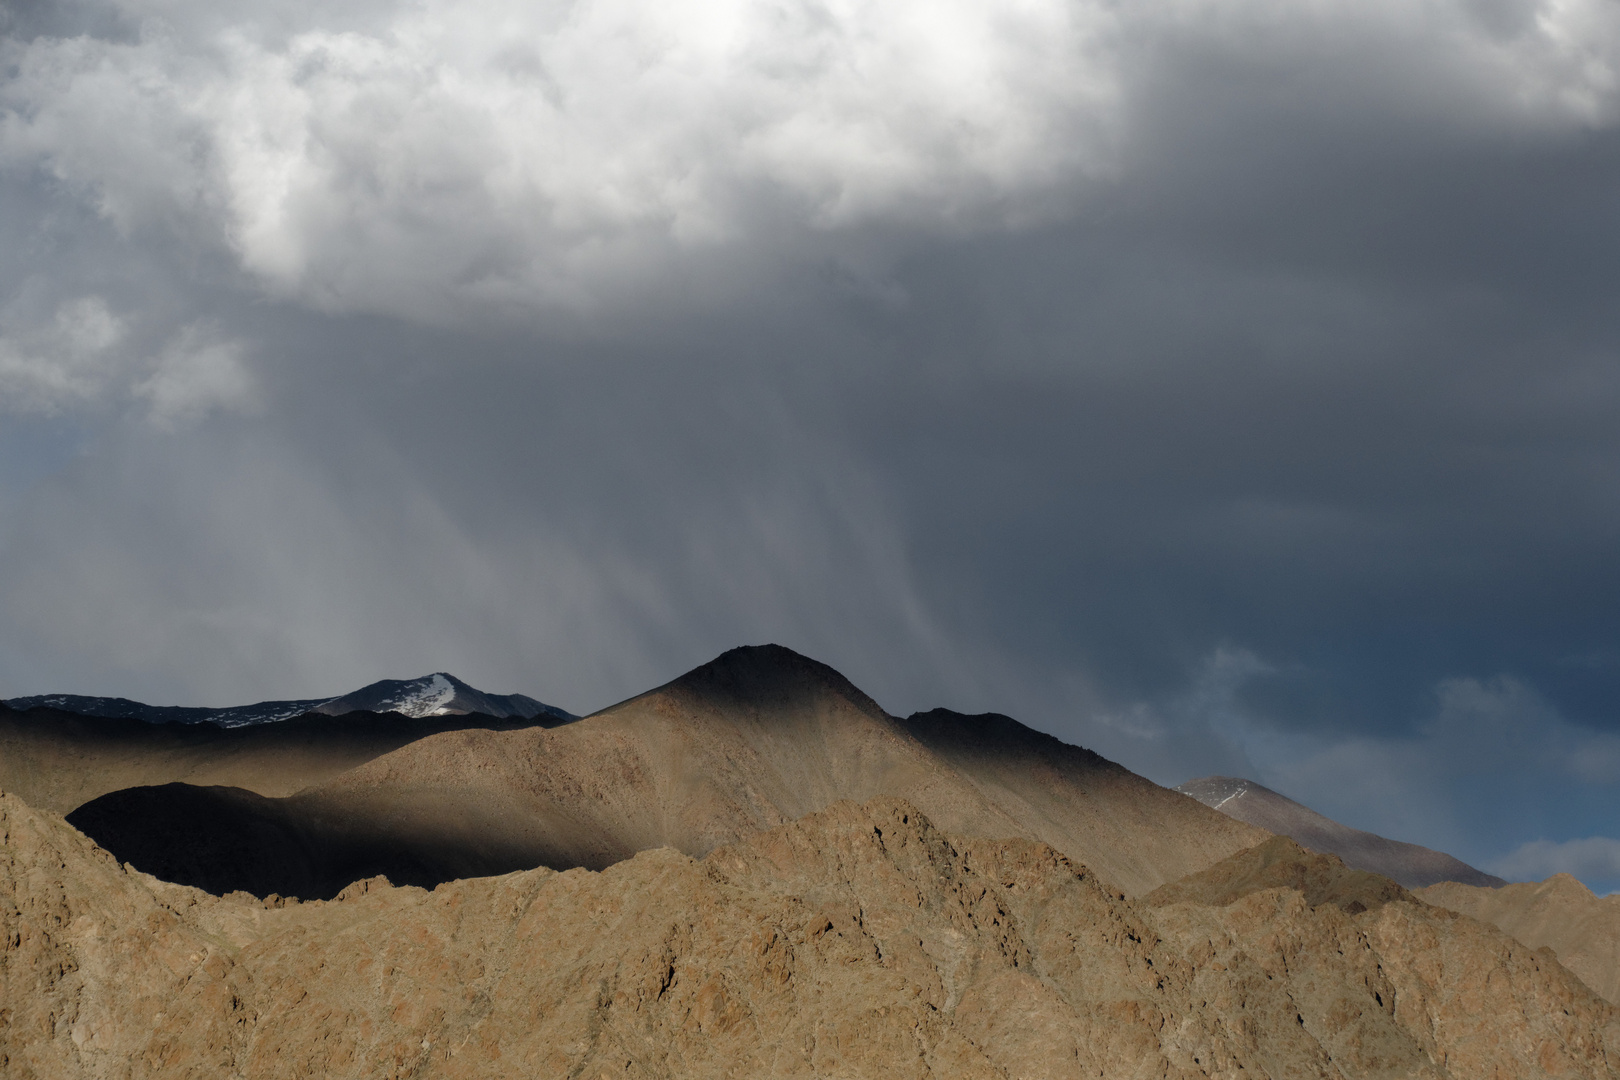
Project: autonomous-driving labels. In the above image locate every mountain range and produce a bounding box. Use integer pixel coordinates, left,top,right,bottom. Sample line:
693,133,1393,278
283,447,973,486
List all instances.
3,643,1617,1079
4,671,575,727
46,646,1270,899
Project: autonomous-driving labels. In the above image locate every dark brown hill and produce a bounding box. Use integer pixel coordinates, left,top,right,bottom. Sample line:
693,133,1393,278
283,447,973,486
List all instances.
67,645,1267,899
1178,774,1505,888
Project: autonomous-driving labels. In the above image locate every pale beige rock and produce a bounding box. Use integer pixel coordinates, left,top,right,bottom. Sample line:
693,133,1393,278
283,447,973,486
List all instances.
1420,874,1620,1006
5,788,1617,1079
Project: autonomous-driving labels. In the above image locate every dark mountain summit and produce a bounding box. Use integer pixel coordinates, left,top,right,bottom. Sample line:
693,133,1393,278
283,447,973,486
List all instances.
653,643,888,714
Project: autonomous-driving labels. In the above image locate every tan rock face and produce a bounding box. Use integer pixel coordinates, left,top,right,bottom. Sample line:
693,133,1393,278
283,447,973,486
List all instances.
5,788,1617,1080
1421,875,1620,1006
1147,839,1620,1079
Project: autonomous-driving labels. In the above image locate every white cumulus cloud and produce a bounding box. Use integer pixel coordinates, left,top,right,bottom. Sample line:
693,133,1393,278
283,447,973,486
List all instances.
4,0,1618,322
2,0,1124,318
0,296,126,414
137,323,259,430
0,295,255,426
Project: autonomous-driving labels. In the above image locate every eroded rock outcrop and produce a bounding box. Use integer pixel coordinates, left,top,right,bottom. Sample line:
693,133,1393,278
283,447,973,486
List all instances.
1422,874,1620,1006
5,788,1617,1079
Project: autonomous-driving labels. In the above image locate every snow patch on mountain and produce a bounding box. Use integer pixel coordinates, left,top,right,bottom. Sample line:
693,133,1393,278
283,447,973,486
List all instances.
370,673,457,717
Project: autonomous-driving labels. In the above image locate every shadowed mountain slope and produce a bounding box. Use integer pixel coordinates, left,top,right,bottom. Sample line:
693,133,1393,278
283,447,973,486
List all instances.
0,707,542,816
1421,874,1620,1005
901,708,1268,902
69,645,1268,899
1177,775,1505,888
64,783,462,901
5,788,1616,1079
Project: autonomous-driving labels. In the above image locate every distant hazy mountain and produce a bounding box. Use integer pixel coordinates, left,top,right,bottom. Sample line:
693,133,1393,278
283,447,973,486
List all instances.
5,672,574,728
1177,775,1505,889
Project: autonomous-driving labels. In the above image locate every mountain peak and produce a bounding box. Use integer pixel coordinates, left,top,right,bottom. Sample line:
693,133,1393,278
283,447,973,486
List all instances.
313,672,573,723
656,644,888,719
1544,871,1600,899
315,673,459,719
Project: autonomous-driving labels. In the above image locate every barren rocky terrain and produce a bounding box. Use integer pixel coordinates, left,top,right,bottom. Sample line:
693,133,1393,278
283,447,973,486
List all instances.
6,643,1618,1078
1421,875,1620,1006
5,788,1617,1079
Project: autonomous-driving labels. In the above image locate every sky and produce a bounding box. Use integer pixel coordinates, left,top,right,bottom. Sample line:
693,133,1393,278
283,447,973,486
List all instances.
2,0,1619,892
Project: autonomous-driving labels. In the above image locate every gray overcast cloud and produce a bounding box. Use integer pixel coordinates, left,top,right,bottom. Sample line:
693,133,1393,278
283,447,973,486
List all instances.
3,0,1620,890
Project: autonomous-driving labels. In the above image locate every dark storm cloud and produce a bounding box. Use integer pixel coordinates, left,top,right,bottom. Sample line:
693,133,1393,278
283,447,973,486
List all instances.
2,0,1619,888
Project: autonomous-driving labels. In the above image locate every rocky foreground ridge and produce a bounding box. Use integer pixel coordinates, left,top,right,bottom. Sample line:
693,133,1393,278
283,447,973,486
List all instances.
1421,875,1620,1007
4,788,1618,1079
